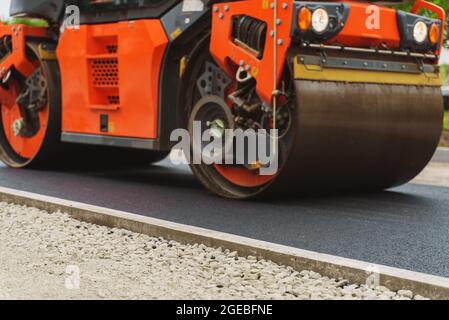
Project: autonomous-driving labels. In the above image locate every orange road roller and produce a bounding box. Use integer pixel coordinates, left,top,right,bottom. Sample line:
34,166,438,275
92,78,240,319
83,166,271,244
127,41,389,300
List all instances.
0,0,446,199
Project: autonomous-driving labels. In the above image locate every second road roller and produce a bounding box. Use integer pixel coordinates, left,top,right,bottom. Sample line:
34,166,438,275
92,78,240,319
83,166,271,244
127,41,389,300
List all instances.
0,0,446,198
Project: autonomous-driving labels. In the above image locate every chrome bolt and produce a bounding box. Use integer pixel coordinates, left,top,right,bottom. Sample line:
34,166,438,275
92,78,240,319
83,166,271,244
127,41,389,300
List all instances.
270,30,275,37
224,5,229,12
218,13,224,19
2,70,11,84
12,118,25,137
213,6,219,12
277,39,284,45
245,64,251,71
282,3,288,9
276,19,282,25
239,60,245,66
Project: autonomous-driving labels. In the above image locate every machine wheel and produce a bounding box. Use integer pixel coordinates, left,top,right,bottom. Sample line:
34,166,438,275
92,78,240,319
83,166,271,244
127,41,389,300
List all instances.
183,46,443,199
183,48,295,199
0,42,168,169
0,42,61,168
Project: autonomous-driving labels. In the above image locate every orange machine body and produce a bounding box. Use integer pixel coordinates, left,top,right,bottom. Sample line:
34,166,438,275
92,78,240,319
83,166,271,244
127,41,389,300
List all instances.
210,0,445,105
57,0,446,142
331,3,401,49
210,0,293,104
57,20,168,139
333,1,445,54
0,0,445,150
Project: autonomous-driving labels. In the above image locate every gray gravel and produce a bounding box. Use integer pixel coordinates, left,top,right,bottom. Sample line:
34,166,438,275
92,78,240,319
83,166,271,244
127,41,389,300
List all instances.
0,202,428,300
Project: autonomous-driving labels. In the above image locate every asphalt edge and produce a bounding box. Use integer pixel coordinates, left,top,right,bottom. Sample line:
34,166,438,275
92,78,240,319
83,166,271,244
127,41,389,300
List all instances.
433,147,449,163
1,186,449,299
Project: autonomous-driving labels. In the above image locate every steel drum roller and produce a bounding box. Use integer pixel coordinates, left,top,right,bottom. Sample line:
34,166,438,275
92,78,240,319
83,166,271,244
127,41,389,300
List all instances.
269,73,443,194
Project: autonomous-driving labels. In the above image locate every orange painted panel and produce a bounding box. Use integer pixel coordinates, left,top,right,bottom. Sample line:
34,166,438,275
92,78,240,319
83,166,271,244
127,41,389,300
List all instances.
0,23,48,78
331,2,401,49
210,0,293,104
57,20,168,139
210,1,403,105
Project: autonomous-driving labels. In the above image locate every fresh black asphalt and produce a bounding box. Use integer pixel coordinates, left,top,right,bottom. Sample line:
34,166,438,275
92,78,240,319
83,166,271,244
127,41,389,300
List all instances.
0,159,448,277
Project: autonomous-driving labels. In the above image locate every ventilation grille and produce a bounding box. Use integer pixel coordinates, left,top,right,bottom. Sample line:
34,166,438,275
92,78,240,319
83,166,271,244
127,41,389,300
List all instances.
107,95,120,105
106,45,118,54
90,58,119,87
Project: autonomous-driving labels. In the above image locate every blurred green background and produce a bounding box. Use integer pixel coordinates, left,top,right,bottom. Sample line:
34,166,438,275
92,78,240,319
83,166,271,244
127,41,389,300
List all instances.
443,65,449,85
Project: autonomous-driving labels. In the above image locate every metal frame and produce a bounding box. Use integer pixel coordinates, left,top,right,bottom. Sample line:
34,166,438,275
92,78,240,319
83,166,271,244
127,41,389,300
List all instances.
302,43,438,60
296,55,437,74
61,132,160,150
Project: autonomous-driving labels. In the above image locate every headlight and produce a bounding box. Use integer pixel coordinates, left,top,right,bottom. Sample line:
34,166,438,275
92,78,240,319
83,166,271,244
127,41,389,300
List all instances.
298,7,312,31
311,8,329,34
413,21,428,44
429,23,439,45
397,11,440,51
292,3,349,43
